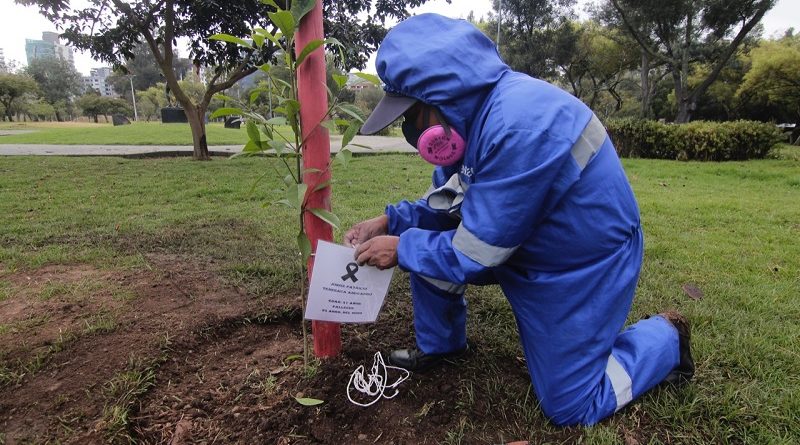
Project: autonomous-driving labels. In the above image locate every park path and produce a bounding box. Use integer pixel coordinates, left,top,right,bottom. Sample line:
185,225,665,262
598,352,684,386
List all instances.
0,135,415,156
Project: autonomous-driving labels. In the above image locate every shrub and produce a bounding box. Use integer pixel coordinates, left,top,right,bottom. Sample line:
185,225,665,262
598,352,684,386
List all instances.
605,119,783,161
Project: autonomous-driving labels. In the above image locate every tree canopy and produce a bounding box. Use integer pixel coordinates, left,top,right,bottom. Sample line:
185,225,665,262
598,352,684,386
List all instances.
24,57,83,121
19,0,433,159
737,33,800,122
600,0,776,122
0,73,39,121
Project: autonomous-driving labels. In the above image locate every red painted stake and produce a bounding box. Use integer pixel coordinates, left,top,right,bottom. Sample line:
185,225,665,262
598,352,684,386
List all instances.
296,0,341,357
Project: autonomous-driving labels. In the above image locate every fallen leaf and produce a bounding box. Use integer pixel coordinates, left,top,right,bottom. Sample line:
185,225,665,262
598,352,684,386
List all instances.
295,397,324,406
682,283,704,300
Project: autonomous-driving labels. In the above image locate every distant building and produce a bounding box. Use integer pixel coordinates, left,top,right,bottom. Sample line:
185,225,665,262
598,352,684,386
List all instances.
346,73,378,91
0,48,6,72
25,31,75,66
83,67,117,97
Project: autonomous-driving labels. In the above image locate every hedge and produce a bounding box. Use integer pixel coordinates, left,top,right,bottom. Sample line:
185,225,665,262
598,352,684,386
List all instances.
605,119,784,161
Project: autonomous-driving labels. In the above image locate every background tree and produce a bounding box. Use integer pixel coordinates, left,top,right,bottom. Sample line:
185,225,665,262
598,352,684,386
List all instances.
20,98,57,121
76,91,104,123
76,92,132,123
24,57,83,121
603,0,776,122
20,0,433,160
558,21,639,114
0,73,39,121
490,0,576,79
136,84,170,121
106,43,165,98
737,33,800,126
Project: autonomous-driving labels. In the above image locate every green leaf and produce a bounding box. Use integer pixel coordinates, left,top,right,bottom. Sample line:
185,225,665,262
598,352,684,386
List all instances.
308,208,340,231
320,120,337,131
246,121,260,143
270,140,287,156
249,90,262,105
290,0,316,22
354,72,381,86
273,78,293,91
312,179,332,192
337,103,365,123
287,183,308,209
209,33,252,49
259,0,279,8
332,73,348,89
209,107,242,119
283,174,294,186
262,31,282,47
258,63,272,74
334,149,352,168
252,33,265,48
297,232,312,262
274,199,292,208
269,11,295,41
296,39,324,67
324,37,343,47
295,397,324,406
341,122,359,149
243,140,262,153
349,143,372,150
214,93,236,103
284,354,303,362
267,116,287,126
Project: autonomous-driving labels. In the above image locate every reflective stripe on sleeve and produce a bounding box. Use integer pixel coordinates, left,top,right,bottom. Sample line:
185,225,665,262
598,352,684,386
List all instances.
606,354,633,412
421,275,466,294
571,114,606,170
452,224,518,267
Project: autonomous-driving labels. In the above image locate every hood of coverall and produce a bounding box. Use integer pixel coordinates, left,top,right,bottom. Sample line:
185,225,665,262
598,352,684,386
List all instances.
375,13,510,138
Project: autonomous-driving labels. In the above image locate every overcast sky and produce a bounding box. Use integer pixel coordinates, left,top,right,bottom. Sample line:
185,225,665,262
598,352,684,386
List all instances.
1,0,798,76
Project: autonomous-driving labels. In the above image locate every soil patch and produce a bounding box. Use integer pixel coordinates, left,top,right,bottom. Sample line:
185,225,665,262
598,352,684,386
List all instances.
0,253,584,444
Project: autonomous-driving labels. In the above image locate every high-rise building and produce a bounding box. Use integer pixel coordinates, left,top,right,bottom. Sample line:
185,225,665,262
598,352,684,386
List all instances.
25,31,75,66
83,67,117,97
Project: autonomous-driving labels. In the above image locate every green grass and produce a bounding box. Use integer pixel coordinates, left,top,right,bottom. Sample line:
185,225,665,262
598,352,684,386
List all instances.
0,121,291,146
0,153,798,442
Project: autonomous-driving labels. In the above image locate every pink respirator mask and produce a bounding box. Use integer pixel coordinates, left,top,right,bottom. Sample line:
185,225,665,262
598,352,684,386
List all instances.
418,124,467,166
406,107,466,166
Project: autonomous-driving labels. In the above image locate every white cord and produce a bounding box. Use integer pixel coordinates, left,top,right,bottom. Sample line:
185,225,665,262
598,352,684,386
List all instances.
347,352,410,407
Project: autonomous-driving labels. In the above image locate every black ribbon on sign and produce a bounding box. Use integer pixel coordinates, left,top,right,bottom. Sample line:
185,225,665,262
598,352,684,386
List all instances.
341,262,359,282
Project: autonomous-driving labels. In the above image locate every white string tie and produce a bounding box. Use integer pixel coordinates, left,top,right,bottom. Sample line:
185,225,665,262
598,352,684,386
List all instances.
347,352,410,407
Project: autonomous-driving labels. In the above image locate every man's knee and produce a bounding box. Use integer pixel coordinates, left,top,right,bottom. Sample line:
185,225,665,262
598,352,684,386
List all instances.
538,383,618,426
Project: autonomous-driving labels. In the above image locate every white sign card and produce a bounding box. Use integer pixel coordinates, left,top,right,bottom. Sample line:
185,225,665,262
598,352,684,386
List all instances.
304,240,395,323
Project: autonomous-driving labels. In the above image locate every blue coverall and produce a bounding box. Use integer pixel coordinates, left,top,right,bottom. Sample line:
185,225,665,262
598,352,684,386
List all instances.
378,14,680,426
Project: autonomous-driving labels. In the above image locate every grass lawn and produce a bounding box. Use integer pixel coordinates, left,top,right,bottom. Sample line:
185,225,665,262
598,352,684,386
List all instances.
0,152,798,442
0,121,292,146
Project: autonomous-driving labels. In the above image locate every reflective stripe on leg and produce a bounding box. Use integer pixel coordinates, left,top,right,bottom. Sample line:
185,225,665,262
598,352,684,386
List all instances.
606,354,633,412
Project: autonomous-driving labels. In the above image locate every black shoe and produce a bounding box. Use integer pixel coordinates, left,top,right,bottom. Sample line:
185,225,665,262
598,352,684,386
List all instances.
387,344,471,372
659,310,695,385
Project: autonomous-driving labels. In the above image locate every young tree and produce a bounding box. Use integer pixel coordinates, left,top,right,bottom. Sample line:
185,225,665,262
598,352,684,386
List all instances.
604,0,776,122
0,73,39,121
24,57,83,121
20,0,433,160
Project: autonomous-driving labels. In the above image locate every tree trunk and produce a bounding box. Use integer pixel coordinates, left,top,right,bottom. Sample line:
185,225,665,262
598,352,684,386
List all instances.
186,105,210,161
94,115,98,123
640,51,650,119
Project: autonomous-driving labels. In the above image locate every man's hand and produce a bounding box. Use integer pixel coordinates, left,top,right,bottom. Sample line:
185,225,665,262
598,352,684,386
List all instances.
354,236,399,270
343,215,389,248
